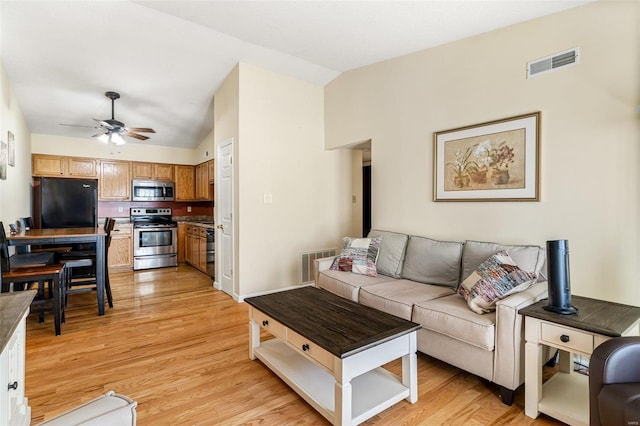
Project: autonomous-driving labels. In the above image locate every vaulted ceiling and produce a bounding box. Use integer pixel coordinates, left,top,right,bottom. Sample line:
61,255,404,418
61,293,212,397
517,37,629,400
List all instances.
1,1,593,149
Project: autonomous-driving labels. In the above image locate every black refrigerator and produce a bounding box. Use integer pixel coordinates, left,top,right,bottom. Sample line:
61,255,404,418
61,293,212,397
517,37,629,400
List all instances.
35,177,98,229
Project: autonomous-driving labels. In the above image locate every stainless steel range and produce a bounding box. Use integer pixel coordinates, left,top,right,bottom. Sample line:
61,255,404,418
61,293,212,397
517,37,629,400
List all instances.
131,208,178,270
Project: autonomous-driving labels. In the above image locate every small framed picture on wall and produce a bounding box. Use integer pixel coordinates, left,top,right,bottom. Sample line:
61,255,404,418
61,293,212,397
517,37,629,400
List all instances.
0,140,7,180
7,131,15,167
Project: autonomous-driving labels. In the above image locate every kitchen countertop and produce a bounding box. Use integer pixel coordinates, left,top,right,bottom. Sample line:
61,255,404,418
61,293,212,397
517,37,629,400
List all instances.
0,290,36,353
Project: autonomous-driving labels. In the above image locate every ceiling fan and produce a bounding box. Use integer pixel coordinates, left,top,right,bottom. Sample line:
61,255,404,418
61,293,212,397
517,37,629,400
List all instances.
76,91,155,145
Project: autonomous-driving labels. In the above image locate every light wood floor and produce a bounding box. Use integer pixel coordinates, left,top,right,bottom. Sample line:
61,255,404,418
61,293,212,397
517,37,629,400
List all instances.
25,265,563,425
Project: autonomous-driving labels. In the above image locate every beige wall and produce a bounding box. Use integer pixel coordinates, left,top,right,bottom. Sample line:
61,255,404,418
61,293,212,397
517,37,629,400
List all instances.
234,63,352,297
213,64,240,295
0,63,33,228
31,134,197,165
325,1,640,304
194,129,215,163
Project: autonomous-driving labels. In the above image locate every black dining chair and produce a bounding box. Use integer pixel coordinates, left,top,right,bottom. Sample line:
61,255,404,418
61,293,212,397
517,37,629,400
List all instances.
0,222,66,335
60,218,115,313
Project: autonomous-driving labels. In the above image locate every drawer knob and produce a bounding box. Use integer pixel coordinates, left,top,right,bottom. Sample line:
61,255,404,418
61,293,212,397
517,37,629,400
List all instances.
262,320,269,326
302,344,310,351
8,381,18,391
560,334,570,343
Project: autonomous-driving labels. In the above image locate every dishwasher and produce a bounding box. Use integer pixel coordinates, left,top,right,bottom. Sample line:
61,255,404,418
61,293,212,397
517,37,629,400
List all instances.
206,228,215,278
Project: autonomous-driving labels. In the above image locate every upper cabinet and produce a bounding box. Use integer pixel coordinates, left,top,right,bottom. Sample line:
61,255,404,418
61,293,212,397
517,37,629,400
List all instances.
33,154,98,178
132,162,174,182
175,165,195,201
207,160,215,184
99,160,131,200
195,161,212,201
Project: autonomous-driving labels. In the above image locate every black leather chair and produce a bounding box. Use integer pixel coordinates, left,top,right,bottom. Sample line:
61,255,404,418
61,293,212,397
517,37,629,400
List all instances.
589,336,640,426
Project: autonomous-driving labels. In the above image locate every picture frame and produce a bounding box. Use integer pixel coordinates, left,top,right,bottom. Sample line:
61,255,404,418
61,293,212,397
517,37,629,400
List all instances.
7,131,15,167
0,140,6,180
433,112,540,202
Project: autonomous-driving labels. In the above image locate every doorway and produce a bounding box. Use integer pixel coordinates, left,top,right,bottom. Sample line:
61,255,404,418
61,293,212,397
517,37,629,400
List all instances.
363,165,371,237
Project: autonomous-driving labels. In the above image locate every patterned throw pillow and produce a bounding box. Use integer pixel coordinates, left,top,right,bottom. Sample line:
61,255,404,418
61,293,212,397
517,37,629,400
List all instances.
330,236,382,277
457,251,537,314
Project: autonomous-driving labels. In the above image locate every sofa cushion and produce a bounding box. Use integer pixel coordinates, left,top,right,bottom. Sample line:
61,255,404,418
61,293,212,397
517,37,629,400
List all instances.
461,240,545,283
359,280,455,320
413,294,496,351
367,229,408,278
458,251,538,314
330,236,382,277
316,269,397,302
400,236,463,288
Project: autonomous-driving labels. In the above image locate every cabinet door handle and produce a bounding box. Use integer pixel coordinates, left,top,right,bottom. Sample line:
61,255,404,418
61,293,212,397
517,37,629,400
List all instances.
302,344,310,351
8,381,18,391
560,334,570,343
262,320,268,326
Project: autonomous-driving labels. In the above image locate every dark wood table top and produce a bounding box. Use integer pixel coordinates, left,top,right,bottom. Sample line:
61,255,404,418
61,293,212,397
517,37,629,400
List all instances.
245,286,421,359
9,227,105,240
519,295,640,337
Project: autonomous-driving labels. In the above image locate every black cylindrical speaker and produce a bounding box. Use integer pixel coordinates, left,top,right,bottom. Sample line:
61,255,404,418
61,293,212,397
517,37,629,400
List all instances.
544,240,578,315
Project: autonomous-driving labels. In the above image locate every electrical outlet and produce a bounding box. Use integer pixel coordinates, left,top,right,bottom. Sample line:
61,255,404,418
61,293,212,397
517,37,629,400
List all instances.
118,206,124,213
187,206,192,213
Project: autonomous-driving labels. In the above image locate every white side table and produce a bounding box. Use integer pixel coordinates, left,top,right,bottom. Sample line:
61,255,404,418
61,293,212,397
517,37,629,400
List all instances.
520,296,640,425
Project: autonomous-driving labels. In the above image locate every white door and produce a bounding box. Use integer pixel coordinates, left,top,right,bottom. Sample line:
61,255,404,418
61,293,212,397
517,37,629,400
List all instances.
216,139,234,296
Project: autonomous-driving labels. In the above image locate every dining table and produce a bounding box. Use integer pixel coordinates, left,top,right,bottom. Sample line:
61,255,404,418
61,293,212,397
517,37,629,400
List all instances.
8,227,108,316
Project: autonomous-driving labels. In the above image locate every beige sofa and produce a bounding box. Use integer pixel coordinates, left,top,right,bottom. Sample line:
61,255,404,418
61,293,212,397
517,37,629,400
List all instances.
314,230,549,405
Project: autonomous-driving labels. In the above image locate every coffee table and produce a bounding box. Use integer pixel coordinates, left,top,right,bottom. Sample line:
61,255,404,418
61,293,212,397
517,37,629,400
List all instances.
245,286,421,426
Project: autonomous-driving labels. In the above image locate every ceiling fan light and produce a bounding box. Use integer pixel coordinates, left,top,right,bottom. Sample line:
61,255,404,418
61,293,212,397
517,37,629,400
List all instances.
97,133,109,144
111,133,126,145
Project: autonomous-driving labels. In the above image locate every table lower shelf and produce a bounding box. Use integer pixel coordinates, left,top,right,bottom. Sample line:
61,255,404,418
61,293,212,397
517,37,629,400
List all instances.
539,372,589,426
254,339,410,425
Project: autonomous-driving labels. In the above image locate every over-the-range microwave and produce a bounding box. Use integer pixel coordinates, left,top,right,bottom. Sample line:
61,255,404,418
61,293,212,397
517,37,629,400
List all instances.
132,180,175,201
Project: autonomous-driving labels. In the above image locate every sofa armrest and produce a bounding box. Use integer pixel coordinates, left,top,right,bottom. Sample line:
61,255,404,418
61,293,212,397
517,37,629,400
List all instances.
493,280,548,390
313,256,336,286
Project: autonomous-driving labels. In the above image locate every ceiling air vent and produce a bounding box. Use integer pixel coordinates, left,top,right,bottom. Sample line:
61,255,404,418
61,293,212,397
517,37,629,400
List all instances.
527,48,580,79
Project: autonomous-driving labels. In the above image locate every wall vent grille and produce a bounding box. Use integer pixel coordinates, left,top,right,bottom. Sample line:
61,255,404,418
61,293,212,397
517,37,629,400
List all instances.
527,48,579,78
300,248,336,284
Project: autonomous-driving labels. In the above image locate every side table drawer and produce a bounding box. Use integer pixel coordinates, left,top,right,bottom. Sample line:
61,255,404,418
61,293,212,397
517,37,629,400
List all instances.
541,322,593,353
286,329,334,372
251,309,285,340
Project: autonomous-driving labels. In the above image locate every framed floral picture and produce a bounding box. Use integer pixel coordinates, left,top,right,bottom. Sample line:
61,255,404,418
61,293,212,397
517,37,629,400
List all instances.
433,112,540,202
7,131,15,167
0,140,6,180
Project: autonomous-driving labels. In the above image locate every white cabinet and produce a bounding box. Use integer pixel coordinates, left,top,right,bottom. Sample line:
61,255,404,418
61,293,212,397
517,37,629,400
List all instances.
0,308,31,426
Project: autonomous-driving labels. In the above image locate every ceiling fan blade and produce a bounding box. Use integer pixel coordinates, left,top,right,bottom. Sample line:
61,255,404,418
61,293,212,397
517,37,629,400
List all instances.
92,118,114,130
124,132,149,141
126,127,155,133
59,123,94,128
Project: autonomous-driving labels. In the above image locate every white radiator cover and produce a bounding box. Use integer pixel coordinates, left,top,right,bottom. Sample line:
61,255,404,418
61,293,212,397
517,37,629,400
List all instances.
300,249,336,284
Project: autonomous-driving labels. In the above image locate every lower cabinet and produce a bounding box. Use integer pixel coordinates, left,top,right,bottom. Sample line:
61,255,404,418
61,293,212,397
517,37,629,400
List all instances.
108,223,133,270
183,224,209,274
0,309,30,426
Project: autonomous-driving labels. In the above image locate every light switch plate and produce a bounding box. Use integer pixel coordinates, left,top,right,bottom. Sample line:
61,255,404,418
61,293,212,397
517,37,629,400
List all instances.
263,194,273,204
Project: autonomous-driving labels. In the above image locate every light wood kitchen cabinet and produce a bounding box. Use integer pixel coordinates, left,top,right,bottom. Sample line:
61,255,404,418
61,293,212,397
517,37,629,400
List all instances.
175,165,195,201
132,162,174,181
177,223,186,263
195,162,212,201
108,223,133,270
184,225,195,265
207,160,214,184
197,226,208,271
184,224,209,274
32,154,98,178
99,160,131,200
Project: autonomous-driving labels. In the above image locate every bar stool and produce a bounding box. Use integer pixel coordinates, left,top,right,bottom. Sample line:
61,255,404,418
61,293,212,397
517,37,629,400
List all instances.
60,218,115,314
0,222,65,335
